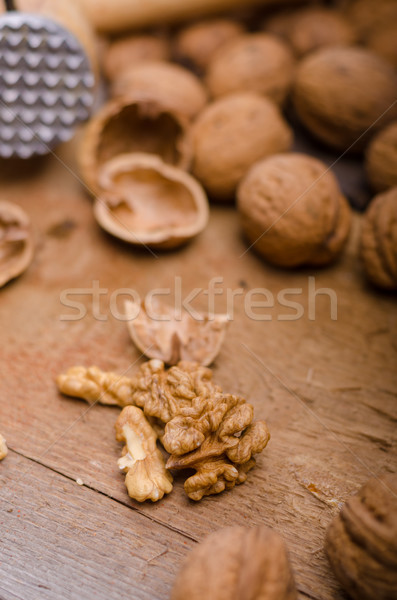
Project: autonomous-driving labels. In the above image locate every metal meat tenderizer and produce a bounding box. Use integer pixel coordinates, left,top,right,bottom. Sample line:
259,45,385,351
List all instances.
0,1,94,158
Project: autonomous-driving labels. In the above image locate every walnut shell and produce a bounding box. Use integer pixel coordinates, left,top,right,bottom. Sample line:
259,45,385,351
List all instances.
171,526,297,600
0,201,34,288
325,473,397,600
111,61,208,121
174,18,245,73
94,153,209,249
366,24,397,68
206,33,295,105
344,0,397,42
78,95,192,193
293,47,397,151
102,34,170,81
237,153,351,267
366,122,397,192
360,187,397,289
191,92,292,202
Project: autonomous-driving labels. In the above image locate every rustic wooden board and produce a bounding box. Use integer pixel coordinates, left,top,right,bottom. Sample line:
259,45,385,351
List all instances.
0,141,396,600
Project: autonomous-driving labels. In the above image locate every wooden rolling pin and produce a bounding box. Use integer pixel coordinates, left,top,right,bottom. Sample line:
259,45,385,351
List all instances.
77,0,307,33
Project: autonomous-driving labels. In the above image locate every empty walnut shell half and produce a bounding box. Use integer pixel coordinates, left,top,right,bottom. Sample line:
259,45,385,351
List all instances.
360,187,397,290
171,525,297,600
0,201,34,288
125,296,228,366
78,95,192,193
325,473,397,600
95,153,209,249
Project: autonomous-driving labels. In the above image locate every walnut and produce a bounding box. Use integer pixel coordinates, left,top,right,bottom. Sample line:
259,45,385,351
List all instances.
206,33,295,106
365,122,397,192
110,61,208,121
191,92,292,202
325,473,397,600
0,433,8,461
56,365,134,406
0,201,34,288
366,24,397,68
94,153,209,249
237,153,351,267
103,34,170,81
124,296,228,366
115,405,173,502
78,95,192,193
360,187,397,290
171,525,297,600
343,0,397,42
173,18,245,73
292,47,397,151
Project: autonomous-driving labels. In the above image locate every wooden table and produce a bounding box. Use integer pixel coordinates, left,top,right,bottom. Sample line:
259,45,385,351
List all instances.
0,138,396,600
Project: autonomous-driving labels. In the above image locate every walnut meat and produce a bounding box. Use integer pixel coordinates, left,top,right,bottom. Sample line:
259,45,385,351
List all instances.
103,34,170,81
110,61,208,121
293,47,397,151
365,122,397,192
0,201,34,288
360,187,397,290
94,153,209,249
125,296,228,366
191,92,292,201
78,95,192,193
237,153,351,267
0,433,7,460
56,365,135,406
174,18,245,73
115,405,173,502
325,473,397,600
171,526,297,600
206,33,295,106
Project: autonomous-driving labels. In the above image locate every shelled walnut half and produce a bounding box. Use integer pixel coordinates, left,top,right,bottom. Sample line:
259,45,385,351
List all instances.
0,434,8,460
115,406,173,502
172,526,297,600
0,201,34,288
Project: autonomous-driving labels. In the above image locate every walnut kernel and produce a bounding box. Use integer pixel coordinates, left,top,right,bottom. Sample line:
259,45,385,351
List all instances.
0,434,7,460
0,201,34,288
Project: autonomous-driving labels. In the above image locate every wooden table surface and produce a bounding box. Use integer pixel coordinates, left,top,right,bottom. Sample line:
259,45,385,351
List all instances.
0,137,396,600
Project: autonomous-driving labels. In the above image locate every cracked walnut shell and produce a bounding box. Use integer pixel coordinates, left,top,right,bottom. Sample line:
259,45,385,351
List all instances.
115,405,173,502
206,33,295,106
125,296,228,366
366,122,397,192
192,92,292,202
0,201,34,288
172,525,297,600
78,95,192,193
95,153,209,249
237,153,351,267
325,473,397,600
360,187,397,290
293,47,397,152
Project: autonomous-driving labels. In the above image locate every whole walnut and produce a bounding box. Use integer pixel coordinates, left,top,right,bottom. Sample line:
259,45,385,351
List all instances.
174,18,245,73
293,47,397,151
191,92,292,202
366,24,397,68
102,34,170,81
360,187,397,290
237,153,351,267
366,122,397,192
343,0,397,42
325,473,397,600
206,33,295,106
171,526,297,600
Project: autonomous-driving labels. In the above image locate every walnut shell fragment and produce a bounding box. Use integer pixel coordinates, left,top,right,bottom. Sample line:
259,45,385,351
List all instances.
171,526,297,600
293,47,397,151
111,61,208,121
0,433,8,460
115,405,173,502
365,122,397,192
237,153,351,267
0,201,34,288
95,153,209,249
79,95,192,193
206,33,295,106
325,473,397,600
192,92,292,201
125,296,228,366
103,34,170,81
360,187,397,290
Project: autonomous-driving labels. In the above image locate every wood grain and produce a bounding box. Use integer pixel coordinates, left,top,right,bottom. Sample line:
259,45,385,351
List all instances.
0,143,396,600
